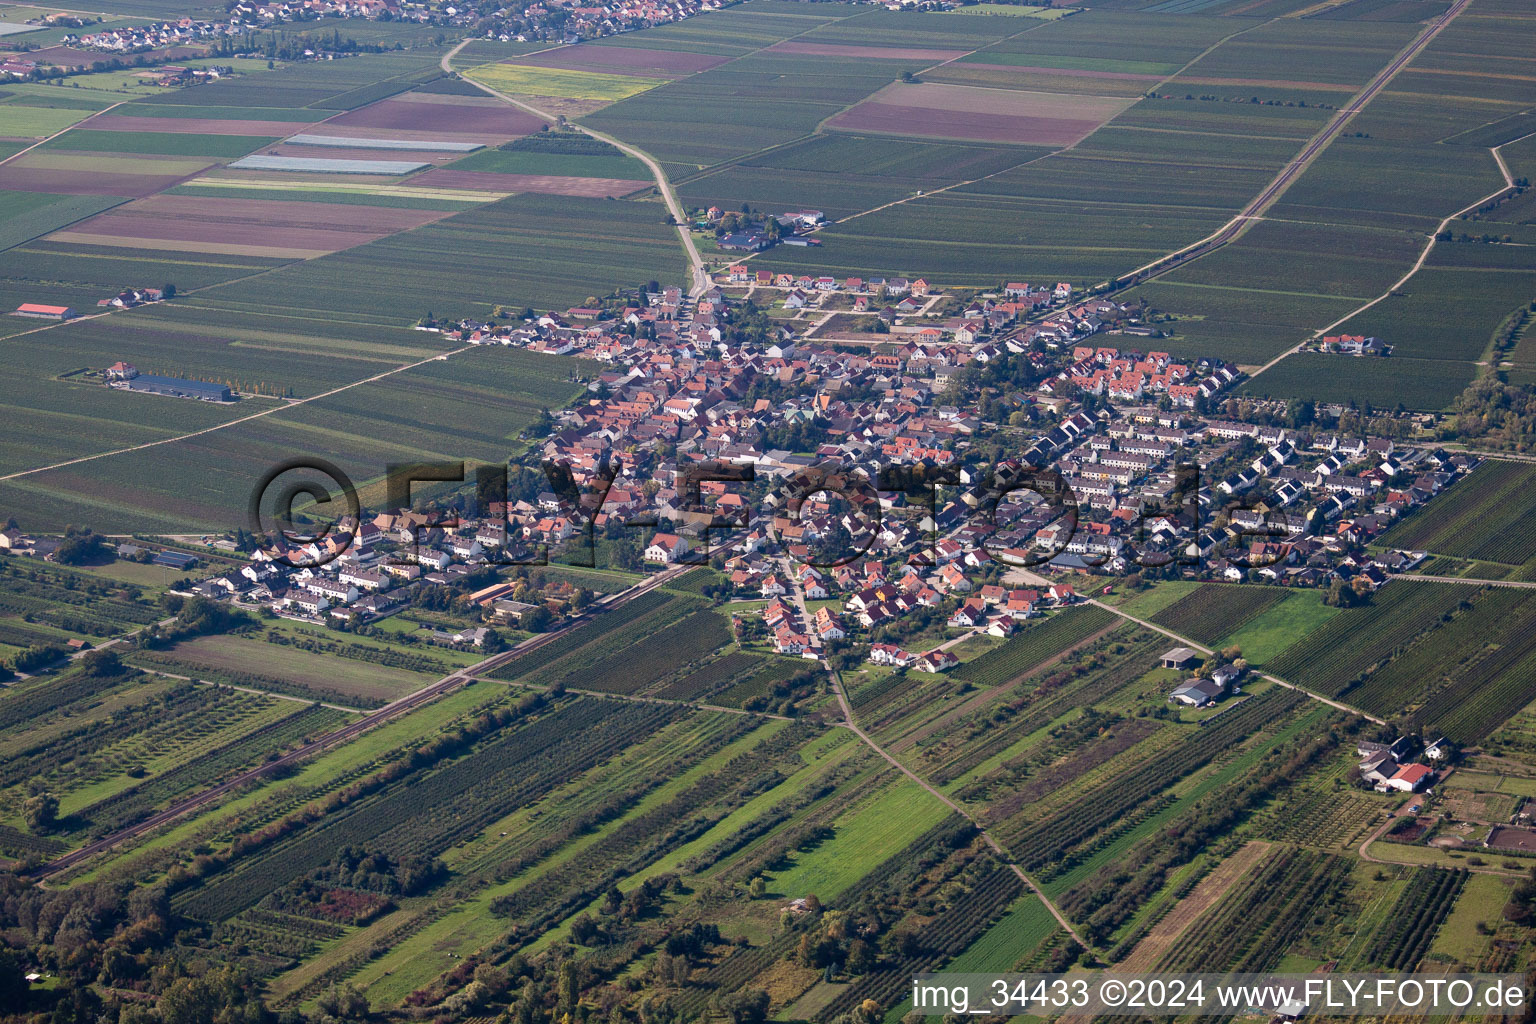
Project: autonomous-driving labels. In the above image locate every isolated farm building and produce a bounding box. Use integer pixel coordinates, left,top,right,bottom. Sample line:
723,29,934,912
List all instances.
1161,647,1199,670
12,303,74,320
1169,677,1225,707
123,374,232,402
107,361,138,380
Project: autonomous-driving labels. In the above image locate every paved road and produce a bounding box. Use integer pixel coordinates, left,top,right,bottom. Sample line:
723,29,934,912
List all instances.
1110,0,1473,292
440,40,709,298
29,558,703,879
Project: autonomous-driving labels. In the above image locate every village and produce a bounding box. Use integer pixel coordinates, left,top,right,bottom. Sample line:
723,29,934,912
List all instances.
2,249,1484,710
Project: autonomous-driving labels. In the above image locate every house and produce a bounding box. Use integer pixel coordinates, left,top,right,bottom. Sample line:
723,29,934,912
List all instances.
305,578,358,605
948,598,986,628
645,532,691,563
868,643,913,667
1386,763,1434,793
1425,738,1453,761
286,592,328,615
1161,647,1199,670
913,649,958,673
1170,677,1226,707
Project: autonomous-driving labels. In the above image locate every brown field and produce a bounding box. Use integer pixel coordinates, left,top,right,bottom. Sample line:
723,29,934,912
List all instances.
1486,826,1536,853
47,233,324,258
510,44,728,76
410,168,650,196
323,97,543,140
78,114,313,136
0,165,206,197
51,194,448,256
25,45,119,67
827,82,1130,145
767,41,971,61
1119,841,1275,971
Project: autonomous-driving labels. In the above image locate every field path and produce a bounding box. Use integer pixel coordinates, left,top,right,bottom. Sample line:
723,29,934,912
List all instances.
440,39,708,297
1245,127,1536,382
823,656,1096,954
0,100,126,170
1105,0,1475,292
1389,573,1536,590
1004,566,1387,724
1117,840,1273,971
0,344,473,483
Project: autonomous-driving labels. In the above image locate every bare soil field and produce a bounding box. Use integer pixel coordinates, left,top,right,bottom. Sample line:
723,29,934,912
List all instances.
1487,826,1536,853
411,168,650,196
46,232,325,258
766,41,971,61
51,194,449,255
324,98,544,139
827,82,1131,145
0,165,206,197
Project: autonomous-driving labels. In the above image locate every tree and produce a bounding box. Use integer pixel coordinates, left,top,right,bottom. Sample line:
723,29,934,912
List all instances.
160,282,176,299
748,876,767,899
53,525,109,566
81,648,122,677
522,605,552,632
713,989,770,1024
0,951,25,1013
317,982,370,1020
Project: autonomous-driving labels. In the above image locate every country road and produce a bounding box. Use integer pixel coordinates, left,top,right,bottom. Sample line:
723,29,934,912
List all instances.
1245,126,1535,382
440,40,709,298
1109,0,1473,292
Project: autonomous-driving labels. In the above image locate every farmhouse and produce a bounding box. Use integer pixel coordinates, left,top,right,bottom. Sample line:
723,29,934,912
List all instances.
1169,677,1225,707
1386,763,1434,793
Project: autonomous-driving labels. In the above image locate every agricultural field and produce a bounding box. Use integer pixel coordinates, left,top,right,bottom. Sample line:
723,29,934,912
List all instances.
1150,583,1287,649
0,343,588,532
1376,460,1536,572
